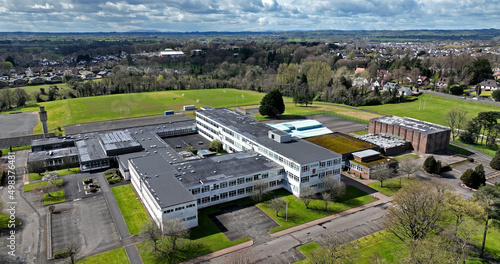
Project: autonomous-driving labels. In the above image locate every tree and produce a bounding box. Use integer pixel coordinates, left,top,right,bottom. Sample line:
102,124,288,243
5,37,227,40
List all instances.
251,181,269,202
461,165,486,189
386,180,447,241
422,155,441,174
154,218,191,264
28,160,45,174
268,197,286,217
141,219,163,252
321,192,332,211
311,232,360,264
443,108,469,141
473,184,500,258
321,177,346,201
13,88,29,107
370,163,395,187
300,185,315,209
397,156,419,185
48,85,59,101
41,171,59,196
444,191,483,236
490,149,500,170
469,58,492,85
492,89,500,102
209,140,222,152
63,241,80,264
259,88,285,117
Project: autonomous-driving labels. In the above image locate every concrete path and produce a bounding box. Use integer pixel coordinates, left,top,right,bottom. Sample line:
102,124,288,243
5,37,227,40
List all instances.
97,175,143,264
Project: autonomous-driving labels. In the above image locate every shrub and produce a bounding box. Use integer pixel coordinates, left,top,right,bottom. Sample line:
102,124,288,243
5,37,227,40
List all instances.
423,155,440,174
490,150,500,170
460,165,486,189
53,249,70,259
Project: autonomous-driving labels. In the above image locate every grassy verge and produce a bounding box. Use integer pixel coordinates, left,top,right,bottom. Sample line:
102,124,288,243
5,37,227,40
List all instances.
111,184,150,236
138,198,253,264
0,213,21,229
24,178,63,192
449,143,475,156
0,145,31,155
471,220,500,261
295,242,322,264
76,247,129,264
29,167,80,181
257,187,376,233
368,177,415,196
454,139,497,158
43,190,65,205
353,129,369,135
394,154,420,161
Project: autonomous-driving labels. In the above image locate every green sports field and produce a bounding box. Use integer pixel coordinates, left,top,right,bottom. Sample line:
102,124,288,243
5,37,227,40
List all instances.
9,89,274,134
360,93,499,126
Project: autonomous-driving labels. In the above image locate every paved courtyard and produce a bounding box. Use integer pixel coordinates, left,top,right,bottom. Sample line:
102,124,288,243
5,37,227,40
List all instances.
0,112,38,138
50,195,120,257
211,204,279,245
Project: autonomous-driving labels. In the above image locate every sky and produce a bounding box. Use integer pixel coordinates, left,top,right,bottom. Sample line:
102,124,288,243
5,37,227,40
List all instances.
1,0,498,32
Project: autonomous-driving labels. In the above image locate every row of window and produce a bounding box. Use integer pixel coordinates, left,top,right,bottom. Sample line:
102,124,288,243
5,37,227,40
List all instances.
196,115,220,129
196,180,284,204
190,172,279,194
257,145,300,171
164,203,196,214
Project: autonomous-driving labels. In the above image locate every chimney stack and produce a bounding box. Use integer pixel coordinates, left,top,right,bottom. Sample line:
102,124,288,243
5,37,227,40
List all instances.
39,106,49,138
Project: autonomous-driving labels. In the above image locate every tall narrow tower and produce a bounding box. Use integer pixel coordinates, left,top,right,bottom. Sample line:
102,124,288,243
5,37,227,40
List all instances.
39,106,49,137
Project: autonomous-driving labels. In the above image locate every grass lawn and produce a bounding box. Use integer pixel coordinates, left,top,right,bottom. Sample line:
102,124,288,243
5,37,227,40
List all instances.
295,242,322,264
257,187,376,233
394,153,420,161
368,177,415,196
24,179,63,192
111,184,151,236
0,213,21,229
454,139,497,158
0,145,31,155
354,230,406,263
76,247,129,264
361,93,496,127
138,198,252,264
43,190,65,205
471,220,500,261
353,129,369,135
449,143,475,156
29,167,80,181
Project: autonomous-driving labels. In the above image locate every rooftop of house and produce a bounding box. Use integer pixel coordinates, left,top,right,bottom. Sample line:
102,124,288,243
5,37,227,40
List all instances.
305,133,378,155
371,116,450,134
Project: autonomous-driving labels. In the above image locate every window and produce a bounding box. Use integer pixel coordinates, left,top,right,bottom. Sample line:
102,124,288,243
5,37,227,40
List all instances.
191,188,200,195
246,177,253,183
278,169,285,175
302,166,310,172
220,192,228,199
202,197,210,204
327,160,333,166
186,204,196,208
334,168,341,174
269,181,277,187
186,216,196,221
238,188,245,195
254,174,260,181
319,173,326,179
229,190,236,197
202,185,210,193
164,209,174,214
175,206,185,211
262,173,269,179
237,178,245,184
229,180,236,186
334,159,341,164
220,182,228,188
301,176,309,183
246,186,253,193
212,184,219,190
211,195,219,202
319,161,326,168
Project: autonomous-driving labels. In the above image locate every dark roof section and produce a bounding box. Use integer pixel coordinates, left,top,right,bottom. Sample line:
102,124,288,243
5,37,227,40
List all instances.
28,147,78,162
98,130,142,156
75,138,109,162
197,108,341,164
64,114,193,135
130,154,196,208
174,152,283,187
31,136,76,148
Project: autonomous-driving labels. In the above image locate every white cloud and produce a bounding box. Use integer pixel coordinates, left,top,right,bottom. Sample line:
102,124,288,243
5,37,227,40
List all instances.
31,3,54,9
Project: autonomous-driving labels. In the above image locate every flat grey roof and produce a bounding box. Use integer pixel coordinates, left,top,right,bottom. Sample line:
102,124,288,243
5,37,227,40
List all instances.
32,136,76,147
175,152,283,187
98,130,142,154
371,116,450,134
130,154,196,208
64,114,193,135
75,138,109,162
198,109,341,164
352,149,380,158
28,147,78,162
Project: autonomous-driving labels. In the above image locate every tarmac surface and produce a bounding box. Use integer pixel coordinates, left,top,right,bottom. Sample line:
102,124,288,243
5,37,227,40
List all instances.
260,113,368,134
0,112,38,138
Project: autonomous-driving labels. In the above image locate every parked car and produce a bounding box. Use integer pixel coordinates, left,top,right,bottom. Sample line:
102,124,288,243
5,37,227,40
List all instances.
472,97,478,100
460,97,466,99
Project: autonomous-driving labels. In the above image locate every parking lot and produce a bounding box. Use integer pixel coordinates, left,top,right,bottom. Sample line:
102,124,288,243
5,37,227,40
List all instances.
210,204,279,245
50,195,121,256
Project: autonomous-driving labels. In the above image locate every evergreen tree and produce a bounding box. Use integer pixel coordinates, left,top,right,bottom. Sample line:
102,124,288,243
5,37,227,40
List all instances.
460,168,474,188
490,150,500,170
461,165,486,189
259,88,285,117
423,155,438,174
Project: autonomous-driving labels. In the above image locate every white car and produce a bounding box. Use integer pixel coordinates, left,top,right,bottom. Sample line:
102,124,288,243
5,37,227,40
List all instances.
472,97,478,100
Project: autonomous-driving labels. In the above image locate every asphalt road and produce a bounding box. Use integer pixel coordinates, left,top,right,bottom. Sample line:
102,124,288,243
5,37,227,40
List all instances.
203,205,387,264
0,112,38,138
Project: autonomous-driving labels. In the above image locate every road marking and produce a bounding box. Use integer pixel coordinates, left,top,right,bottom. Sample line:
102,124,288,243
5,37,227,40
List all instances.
73,198,81,201
78,182,81,192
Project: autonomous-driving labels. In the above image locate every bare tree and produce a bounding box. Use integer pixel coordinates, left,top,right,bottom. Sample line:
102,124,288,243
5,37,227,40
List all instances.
321,177,346,199
386,180,448,241
444,108,468,141
63,241,81,264
141,219,163,252
251,181,269,202
268,197,286,217
162,218,189,252
321,192,332,211
223,248,254,264
397,156,419,187
311,232,359,264
300,185,315,209
370,164,395,188
27,160,45,175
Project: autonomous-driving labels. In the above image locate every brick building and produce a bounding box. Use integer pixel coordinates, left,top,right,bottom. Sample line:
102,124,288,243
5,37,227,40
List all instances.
368,116,451,153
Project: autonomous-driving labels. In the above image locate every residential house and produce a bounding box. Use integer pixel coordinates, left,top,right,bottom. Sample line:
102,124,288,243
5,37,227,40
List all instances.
352,77,369,87
478,79,499,90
